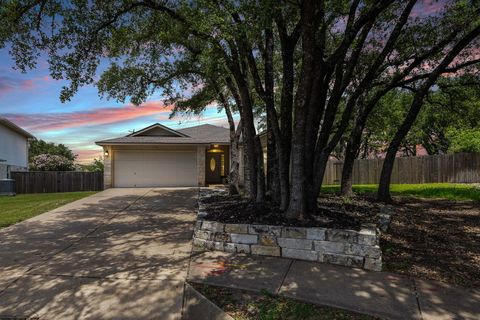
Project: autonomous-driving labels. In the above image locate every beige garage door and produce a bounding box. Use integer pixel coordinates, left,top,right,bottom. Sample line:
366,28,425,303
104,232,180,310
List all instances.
113,150,197,187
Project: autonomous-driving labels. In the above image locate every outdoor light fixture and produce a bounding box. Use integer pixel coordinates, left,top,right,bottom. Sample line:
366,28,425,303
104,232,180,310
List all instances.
104,150,109,157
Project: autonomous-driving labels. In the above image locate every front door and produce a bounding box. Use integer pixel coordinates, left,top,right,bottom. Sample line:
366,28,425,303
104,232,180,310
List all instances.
206,153,222,184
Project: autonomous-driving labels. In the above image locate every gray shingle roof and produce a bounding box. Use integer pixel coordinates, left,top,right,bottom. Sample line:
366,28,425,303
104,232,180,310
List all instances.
95,123,230,145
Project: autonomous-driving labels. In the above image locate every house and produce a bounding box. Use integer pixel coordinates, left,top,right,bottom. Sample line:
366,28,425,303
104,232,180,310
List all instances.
96,123,244,188
0,118,36,179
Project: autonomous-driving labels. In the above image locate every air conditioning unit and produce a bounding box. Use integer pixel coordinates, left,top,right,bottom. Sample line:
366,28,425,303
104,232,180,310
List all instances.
0,179,16,196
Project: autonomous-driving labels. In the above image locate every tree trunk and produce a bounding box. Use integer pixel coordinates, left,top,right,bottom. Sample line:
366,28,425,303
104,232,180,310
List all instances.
255,135,266,203
227,71,258,201
286,0,316,219
266,129,280,202
340,145,357,197
229,137,241,195
228,122,242,195
340,116,365,196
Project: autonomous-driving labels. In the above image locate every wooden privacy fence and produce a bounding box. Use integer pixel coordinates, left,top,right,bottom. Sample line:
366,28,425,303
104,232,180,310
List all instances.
11,171,104,194
323,152,480,185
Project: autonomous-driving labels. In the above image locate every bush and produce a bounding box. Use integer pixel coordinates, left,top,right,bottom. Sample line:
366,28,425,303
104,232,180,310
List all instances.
30,154,75,171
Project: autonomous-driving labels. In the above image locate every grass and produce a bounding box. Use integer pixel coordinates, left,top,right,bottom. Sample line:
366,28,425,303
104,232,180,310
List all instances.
0,191,97,228
321,183,480,202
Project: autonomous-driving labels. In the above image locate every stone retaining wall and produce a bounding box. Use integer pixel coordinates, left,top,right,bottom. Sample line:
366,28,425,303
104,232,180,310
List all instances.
193,220,382,271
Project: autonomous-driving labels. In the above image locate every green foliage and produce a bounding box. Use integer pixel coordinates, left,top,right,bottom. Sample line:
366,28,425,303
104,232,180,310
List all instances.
29,139,76,162
447,128,480,153
363,76,480,157
81,158,104,172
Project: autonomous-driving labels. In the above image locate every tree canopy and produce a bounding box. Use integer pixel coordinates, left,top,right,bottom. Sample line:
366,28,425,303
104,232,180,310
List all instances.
2,0,479,214
28,139,77,162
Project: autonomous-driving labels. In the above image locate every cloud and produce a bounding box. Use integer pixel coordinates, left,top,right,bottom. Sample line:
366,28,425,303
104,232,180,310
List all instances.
75,149,103,164
0,75,45,96
3,100,175,132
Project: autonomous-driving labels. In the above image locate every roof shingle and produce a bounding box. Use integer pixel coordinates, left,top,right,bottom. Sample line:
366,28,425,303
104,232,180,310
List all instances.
95,123,230,145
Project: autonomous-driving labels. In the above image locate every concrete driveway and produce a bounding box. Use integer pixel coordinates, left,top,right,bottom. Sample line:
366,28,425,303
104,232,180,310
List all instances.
0,188,198,320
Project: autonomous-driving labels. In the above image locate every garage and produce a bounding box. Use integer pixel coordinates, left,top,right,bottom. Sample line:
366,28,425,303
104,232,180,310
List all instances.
113,149,197,187
96,123,232,188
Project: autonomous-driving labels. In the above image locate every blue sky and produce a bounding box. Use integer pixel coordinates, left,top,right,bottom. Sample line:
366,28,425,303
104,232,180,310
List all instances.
0,0,447,163
0,48,233,163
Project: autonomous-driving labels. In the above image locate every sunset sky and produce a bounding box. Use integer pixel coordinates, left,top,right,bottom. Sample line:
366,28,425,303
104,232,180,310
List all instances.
0,1,445,164
0,47,233,163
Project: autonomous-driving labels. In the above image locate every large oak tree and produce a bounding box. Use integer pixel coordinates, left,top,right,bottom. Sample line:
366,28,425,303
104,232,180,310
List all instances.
2,0,479,216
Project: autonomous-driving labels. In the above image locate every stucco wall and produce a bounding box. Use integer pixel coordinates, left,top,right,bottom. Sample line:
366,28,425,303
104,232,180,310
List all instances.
0,124,28,167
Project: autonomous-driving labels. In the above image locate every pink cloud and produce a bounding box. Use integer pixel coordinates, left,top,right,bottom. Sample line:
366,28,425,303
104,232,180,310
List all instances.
75,149,103,164
20,79,36,90
4,100,174,132
0,76,43,96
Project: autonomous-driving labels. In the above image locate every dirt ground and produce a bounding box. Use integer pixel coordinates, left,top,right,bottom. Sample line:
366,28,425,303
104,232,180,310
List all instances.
192,283,377,320
382,197,480,288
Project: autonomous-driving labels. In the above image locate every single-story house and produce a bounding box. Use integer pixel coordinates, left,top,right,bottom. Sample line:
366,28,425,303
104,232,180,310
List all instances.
0,117,36,179
96,123,245,188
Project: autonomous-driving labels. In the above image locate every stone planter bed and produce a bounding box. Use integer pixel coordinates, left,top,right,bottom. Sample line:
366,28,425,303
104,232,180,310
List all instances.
193,219,382,271
193,189,392,271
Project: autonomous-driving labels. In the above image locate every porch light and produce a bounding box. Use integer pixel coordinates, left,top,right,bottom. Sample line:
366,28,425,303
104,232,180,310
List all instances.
104,150,109,157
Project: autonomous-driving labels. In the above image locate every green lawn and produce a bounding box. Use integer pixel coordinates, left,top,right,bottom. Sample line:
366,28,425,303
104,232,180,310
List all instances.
321,183,480,202
0,191,97,228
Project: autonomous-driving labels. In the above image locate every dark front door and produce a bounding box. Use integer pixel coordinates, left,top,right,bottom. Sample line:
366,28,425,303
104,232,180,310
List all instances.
206,153,222,184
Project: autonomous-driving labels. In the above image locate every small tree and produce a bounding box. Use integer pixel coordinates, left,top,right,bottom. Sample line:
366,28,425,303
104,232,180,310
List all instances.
30,154,75,171
82,158,104,172
29,140,77,162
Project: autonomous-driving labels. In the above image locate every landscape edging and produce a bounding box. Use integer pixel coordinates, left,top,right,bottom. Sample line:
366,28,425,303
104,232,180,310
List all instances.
194,188,389,271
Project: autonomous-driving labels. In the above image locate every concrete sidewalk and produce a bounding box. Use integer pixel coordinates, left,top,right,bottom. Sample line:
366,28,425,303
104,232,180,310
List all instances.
187,251,480,320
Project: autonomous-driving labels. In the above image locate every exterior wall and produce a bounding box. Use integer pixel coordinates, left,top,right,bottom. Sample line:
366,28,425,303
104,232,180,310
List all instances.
0,164,27,179
103,146,112,189
137,127,180,136
0,124,28,168
197,146,206,186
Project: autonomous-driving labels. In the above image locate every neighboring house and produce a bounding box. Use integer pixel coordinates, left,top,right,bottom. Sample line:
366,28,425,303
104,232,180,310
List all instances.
0,117,36,179
96,123,243,188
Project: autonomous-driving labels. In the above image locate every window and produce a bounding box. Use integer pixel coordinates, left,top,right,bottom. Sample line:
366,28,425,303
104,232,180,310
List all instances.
221,154,225,176
210,157,216,172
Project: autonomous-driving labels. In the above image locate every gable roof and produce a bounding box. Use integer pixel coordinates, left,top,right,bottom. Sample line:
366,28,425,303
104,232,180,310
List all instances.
96,123,230,146
127,123,189,137
0,118,35,139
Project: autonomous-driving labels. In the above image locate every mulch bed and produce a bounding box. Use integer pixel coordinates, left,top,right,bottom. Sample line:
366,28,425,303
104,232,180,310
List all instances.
381,197,480,288
201,193,380,230
201,191,480,288
192,283,377,320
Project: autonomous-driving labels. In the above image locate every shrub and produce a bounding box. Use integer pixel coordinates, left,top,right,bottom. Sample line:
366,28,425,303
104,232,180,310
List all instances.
30,154,75,171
